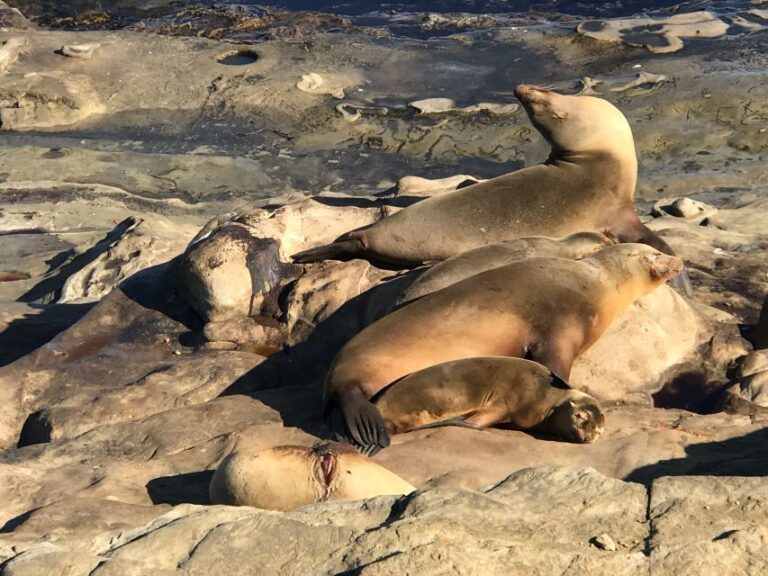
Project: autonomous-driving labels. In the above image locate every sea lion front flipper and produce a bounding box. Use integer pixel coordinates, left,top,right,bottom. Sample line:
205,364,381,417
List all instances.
326,395,391,456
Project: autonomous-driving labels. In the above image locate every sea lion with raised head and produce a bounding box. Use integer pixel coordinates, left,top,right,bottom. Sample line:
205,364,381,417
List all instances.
373,357,605,444
396,231,614,305
324,243,682,454
293,85,690,294
209,441,415,511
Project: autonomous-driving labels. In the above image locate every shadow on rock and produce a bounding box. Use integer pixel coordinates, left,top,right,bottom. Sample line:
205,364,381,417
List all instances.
626,427,768,485
0,302,93,367
146,471,214,505
221,271,421,438
19,217,138,304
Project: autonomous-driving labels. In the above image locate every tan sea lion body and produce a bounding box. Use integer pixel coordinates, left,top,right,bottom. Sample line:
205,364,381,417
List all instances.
373,357,605,443
325,243,682,453
293,86,689,293
397,232,614,305
209,441,414,512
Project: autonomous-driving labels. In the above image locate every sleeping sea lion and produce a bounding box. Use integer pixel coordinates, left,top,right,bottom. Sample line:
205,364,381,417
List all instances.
373,356,605,444
293,85,690,294
325,243,682,453
396,231,614,305
209,441,414,511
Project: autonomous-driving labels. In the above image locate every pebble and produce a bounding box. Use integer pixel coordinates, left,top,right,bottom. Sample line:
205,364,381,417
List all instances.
591,533,618,551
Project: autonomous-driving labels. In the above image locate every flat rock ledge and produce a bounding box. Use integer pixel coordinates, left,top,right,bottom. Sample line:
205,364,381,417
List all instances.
2,466,766,575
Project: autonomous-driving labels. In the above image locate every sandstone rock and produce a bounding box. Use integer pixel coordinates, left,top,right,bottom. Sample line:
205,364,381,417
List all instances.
577,11,729,53
0,37,25,73
296,72,353,99
3,467,650,575
409,97,519,116
649,475,768,574
754,293,768,350
652,196,718,222
0,2,34,29
203,317,285,351
60,42,101,60
592,533,618,551
177,224,296,323
395,174,482,197
571,286,727,404
578,72,670,97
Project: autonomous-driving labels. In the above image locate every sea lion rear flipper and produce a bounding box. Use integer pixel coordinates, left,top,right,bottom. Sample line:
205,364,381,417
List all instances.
413,408,505,431
292,236,366,264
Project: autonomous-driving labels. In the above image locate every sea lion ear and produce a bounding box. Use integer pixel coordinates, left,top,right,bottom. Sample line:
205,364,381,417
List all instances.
644,252,682,281
567,400,576,408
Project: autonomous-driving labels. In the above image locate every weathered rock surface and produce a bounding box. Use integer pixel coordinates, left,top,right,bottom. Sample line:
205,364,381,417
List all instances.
6,466,768,575
1,6,768,574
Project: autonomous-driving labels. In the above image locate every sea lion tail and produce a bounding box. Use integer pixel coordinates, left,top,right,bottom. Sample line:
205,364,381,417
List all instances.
292,237,366,264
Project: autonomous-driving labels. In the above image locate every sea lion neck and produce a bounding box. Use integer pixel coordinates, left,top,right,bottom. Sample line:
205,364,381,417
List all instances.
546,148,637,198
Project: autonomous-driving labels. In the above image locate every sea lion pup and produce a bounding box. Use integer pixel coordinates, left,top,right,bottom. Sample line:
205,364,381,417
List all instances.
373,357,605,444
293,85,689,293
209,441,415,512
324,243,682,453
396,231,614,306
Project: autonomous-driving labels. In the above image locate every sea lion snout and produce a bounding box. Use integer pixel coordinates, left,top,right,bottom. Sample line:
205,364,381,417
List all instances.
646,253,684,281
514,84,549,103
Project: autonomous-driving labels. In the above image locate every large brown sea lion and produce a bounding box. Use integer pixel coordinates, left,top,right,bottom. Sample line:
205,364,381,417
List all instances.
396,231,614,305
325,243,682,453
293,85,690,294
209,441,414,511
373,357,605,444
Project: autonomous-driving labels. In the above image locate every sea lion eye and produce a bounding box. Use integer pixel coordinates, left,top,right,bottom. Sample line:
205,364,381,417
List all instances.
575,411,588,422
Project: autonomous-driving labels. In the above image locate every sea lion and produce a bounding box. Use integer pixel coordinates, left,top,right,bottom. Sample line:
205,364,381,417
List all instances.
396,231,614,305
325,243,682,453
293,85,691,295
209,441,415,512
373,357,605,444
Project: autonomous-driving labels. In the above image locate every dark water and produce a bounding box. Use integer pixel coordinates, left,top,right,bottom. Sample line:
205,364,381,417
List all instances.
4,0,760,28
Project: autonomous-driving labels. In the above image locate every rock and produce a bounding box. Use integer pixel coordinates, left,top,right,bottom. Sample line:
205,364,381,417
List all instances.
0,37,25,73
296,72,350,99
754,293,768,350
177,224,297,323
652,197,718,222
395,174,482,197
577,11,729,53
409,97,518,116
203,317,286,353
209,442,415,511
578,72,670,97
4,467,650,574
335,102,361,122
649,475,768,574
571,286,729,405
59,42,101,60
592,533,618,551
732,351,768,408
0,72,105,130
0,1,34,29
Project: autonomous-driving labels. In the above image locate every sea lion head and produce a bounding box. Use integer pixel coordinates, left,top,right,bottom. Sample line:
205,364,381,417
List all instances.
551,394,605,444
559,231,616,259
514,85,634,156
592,243,683,289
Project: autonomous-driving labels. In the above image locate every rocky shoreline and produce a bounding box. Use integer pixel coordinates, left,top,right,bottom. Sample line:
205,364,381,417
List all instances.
2,1,768,573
